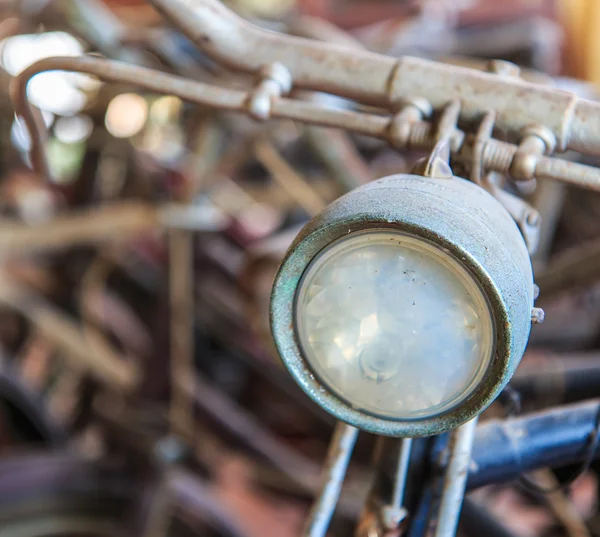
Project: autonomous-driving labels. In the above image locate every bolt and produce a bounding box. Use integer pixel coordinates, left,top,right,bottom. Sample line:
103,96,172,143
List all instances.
249,62,292,120
388,100,432,148
531,307,545,324
481,140,515,174
510,151,539,181
397,112,600,189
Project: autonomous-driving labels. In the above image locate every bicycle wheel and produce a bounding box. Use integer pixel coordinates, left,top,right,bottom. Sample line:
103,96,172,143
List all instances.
0,453,132,537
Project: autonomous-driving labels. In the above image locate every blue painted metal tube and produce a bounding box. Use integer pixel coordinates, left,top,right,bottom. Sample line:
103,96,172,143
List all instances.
446,399,600,489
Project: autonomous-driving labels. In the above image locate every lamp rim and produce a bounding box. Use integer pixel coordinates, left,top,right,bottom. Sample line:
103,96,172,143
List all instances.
293,228,497,422
271,219,510,437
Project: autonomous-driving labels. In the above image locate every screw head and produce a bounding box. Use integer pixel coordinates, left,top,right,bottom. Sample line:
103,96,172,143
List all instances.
531,307,545,324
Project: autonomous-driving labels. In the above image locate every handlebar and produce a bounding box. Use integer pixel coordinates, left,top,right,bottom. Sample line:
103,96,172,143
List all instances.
153,0,600,155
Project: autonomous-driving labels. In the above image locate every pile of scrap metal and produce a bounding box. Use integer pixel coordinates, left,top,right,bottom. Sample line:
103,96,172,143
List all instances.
0,1,597,537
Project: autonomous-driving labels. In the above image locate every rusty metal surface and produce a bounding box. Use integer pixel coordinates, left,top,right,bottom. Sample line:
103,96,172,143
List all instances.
12,55,600,195
150,0,397,103
433,418,478,537
271,174,534,437
302,422,358,537
0,273,139,391
1,3,600,537
151,0,600,157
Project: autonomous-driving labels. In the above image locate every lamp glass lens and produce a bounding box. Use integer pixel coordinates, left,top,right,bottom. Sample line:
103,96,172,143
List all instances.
295,230,495,420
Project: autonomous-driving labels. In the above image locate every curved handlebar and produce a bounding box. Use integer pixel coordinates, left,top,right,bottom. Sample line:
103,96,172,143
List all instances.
152,0,600,155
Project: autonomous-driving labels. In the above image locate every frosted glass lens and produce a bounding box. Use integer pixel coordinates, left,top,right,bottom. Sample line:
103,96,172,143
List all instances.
295,230,495,420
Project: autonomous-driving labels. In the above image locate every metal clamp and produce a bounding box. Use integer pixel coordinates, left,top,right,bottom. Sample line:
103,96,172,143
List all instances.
410,101,461,179
248,62,292,120
470,111,496,186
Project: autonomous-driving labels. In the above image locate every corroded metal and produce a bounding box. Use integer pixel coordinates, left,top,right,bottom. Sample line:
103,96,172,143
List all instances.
303,422,358,537
271,173,534,436
356,437,412,537
151,0,600,155
379,437,412,534
12,55,600,194
6,0,588,442
0,273,139,391
4,3,600,537
433,418,478,537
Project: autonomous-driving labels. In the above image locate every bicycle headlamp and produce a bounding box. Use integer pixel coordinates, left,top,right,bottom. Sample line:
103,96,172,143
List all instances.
270,174,535,437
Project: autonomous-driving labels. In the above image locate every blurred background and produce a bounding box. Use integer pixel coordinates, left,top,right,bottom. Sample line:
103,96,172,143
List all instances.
0,1,600,537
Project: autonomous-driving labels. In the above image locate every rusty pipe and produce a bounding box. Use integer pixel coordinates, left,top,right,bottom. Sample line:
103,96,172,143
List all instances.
0,274,138,391
288,16,367,51
151,0,600,156
303,422,358,537
389,58,600,154
0,202,159,257
9,56,248,179
10,55,389,181
149,0,396,104
434,418,478,537
12,56,600,192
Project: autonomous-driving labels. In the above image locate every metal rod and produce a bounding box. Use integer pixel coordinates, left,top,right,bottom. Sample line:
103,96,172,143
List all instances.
463,399,600,490
168,469,250,537
180,372,321,492
408,483,435,537
433,418,478,537
254,138,326,216
10,56,244,180
536,236,600,296
11,56,600,192
10,56,389,182
289,15,367,50
150,0,600,156
149,0,396,105
303,422,358,537
169,229,195,438
304,127,372,191
0,202,158,257
513,352,600,406
391,437,412,510
0,274,138,391
529,469,591,537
